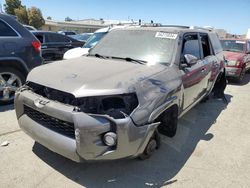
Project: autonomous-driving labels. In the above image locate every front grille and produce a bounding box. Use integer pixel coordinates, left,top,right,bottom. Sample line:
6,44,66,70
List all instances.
24,105,75,139
27,82,77,105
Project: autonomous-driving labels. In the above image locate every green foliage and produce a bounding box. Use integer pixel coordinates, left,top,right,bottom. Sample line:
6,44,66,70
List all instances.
4,0,22,15
27,7,45,29
47,16,52,20
14,6,29,24
4,0,45,29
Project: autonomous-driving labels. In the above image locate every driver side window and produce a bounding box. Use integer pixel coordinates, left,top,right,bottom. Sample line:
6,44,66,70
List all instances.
182,33,201,60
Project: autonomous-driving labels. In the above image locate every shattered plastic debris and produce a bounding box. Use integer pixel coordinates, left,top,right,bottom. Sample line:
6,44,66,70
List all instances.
107,179,116,183
145,182,154,186
1,141,9,147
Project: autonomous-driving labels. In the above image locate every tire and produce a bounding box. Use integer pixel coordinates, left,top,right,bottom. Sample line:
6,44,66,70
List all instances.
235,67,245,83
0,67,25,105
158,106,178,137
138,131,160,160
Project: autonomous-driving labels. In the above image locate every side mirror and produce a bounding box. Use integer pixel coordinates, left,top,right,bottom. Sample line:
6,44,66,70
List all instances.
184,54,198,66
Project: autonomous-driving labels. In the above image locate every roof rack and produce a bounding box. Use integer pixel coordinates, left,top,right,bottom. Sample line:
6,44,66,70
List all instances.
189,26,214,31
141,24,214,32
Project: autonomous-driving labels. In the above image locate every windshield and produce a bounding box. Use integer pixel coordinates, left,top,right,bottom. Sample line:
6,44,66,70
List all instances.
221,40,245,53
83,32,107,48
69,34,92,41
89,30,177,65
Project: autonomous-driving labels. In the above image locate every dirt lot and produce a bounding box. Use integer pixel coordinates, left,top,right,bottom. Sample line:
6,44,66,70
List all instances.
1,75,250,188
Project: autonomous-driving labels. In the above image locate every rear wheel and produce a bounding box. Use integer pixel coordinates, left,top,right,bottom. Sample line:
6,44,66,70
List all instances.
0,67,25,105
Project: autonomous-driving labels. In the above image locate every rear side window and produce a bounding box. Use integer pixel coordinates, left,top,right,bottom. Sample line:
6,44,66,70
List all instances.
200,33,212,58
209,33,223,54
0,20,18,37
46,33,71,43
182,33,201,59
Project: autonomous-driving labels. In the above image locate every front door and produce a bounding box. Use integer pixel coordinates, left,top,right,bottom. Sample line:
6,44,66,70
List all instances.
180,33,208,109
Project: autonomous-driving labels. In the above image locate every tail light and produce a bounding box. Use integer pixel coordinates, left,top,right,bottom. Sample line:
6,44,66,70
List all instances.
32,41,41,52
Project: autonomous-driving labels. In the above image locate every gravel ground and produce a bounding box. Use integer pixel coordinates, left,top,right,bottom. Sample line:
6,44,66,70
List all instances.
0,75,250,188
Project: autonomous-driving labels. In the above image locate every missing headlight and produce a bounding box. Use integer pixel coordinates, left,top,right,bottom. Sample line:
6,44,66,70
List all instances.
77,93,139,119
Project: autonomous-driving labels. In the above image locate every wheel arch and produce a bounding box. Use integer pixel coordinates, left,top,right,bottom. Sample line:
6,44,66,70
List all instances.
0,58,29,78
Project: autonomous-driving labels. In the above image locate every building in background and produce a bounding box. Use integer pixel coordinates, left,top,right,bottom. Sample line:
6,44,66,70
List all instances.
215,29,227,38
247,28,250,39
42,19,137,33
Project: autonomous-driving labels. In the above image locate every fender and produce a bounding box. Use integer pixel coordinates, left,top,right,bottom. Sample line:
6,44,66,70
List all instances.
0,57,29,74
148,96,178,123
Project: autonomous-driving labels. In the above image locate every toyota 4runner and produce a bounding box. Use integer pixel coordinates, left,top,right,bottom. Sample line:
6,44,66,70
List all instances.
15,26,226,162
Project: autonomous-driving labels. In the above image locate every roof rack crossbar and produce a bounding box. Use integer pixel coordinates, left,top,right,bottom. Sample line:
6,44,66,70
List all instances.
160,25,190,29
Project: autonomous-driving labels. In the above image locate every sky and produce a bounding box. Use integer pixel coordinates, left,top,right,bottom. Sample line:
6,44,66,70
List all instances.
0,0,249,34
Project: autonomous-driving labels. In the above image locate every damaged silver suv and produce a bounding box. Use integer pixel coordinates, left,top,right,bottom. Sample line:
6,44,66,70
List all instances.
15,26,225,162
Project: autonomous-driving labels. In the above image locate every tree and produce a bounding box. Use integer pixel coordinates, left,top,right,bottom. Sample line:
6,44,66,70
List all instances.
47,16,52,20
27,7,45,29
65,16,73,22
14,6,29,24
4,0,22,15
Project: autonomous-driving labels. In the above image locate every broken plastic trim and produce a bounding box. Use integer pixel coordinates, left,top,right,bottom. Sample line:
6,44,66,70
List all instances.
76,94,139,119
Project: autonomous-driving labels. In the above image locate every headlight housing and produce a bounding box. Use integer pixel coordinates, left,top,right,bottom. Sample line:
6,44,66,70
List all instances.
76,93,139,119
226,60,241,67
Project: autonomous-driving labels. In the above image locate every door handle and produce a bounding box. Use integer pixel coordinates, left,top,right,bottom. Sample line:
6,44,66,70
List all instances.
41,45,47,49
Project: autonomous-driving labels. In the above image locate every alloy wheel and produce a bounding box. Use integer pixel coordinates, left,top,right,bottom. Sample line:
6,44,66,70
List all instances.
0,72,22,102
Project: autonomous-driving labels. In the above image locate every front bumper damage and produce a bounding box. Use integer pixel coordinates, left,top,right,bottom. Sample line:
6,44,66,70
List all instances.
15,89,159,162
225,67,241,77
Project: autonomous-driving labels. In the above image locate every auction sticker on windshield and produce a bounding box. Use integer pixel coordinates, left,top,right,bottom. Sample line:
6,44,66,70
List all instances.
155,32,178,39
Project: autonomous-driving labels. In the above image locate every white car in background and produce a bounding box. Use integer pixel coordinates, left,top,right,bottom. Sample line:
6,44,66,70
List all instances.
63,26,132,60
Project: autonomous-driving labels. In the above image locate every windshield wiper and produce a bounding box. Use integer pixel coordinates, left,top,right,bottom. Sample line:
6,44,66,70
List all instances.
88,53,107,59
110,56,147,65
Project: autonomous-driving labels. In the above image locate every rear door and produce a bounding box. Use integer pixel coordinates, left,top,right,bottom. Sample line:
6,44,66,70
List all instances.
0,19,21,59
198,33,214,93
180,33,209,109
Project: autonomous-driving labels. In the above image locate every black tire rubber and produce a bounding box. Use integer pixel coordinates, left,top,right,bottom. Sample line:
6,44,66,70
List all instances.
0,67,25,105
158,107,178,138
235,68,245,83
138,131,160,160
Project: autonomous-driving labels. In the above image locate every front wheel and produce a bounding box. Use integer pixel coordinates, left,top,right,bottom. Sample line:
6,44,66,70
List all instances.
138,131,161,160
235,67,246,83
0,67,25,105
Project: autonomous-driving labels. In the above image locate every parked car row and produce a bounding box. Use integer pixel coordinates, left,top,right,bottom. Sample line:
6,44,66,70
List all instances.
32,31,84,61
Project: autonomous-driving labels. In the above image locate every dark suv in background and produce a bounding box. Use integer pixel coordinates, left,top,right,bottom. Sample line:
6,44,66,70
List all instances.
32,31,84,61
0,13,43,105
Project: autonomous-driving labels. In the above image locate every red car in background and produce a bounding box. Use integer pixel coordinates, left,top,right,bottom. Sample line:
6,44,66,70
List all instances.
221,39,250,82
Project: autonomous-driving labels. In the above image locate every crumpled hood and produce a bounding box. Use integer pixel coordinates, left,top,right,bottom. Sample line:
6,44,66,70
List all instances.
27,56,166,97
223,51,245,61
